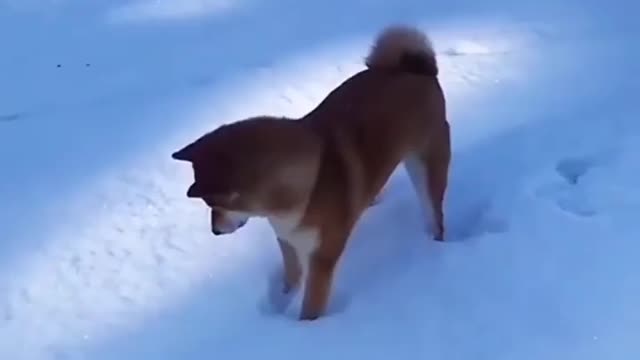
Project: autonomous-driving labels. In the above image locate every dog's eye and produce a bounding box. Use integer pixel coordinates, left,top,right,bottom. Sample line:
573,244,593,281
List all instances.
227,192,240,203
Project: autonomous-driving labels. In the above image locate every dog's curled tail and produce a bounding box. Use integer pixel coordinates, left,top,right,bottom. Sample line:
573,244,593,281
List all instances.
365,25,438,76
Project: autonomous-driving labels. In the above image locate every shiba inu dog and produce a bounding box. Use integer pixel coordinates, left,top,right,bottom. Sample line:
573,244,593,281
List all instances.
172,24,451,320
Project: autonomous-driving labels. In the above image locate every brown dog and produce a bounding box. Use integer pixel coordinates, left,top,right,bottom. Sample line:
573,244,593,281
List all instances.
172,25,451,321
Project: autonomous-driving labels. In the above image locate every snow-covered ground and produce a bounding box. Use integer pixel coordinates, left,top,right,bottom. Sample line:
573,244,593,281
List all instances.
1,0,639,359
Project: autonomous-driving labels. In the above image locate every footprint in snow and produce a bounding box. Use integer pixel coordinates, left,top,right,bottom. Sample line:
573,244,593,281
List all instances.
257,267,299,317
257,267,350,320
446,198,509,242
535,155,601,217
555,157,595,185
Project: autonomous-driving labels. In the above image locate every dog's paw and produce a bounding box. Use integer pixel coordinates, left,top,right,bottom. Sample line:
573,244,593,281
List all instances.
258,285,296,316
430,222,445,241
257,269,299,316
295,289,351,321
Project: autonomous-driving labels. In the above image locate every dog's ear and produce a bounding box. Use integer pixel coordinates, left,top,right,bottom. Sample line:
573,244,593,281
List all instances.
187,181,207,198
172,141,198,162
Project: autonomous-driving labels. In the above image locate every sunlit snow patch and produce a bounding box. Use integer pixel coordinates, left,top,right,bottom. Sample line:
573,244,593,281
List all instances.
107,0,244,23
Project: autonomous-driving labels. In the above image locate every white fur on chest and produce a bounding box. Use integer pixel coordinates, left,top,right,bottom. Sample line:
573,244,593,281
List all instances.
268,212,319,272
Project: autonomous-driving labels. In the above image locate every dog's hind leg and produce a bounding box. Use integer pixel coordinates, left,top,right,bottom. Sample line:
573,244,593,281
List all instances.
403,122,451,240
404,154,436,238
424,121,451,240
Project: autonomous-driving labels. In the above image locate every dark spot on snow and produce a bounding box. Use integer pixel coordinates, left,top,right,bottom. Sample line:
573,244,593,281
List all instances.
555,157,595,185
535,159,600,218
443,48,465,57
0,112,24,122
19,288,31,303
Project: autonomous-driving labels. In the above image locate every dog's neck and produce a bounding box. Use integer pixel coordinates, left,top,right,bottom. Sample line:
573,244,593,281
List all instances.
227,115,324,216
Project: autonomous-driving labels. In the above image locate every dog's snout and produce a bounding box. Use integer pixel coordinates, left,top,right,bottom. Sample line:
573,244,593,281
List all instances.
210,207,249,236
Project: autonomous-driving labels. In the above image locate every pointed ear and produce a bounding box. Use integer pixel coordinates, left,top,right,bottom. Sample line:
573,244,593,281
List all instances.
186,182,207,198
172,141,198,162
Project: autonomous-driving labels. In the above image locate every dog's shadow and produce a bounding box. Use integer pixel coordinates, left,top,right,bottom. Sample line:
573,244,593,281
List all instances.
329,172,502,306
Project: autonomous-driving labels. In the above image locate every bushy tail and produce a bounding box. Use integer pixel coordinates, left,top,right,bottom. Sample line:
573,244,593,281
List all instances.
365,25,438,76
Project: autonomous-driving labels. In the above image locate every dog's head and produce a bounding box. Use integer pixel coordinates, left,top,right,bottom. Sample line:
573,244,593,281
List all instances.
172,125,255,236
172,117,317,235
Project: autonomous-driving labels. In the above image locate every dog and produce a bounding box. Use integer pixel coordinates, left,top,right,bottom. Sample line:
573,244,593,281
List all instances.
171,24,451,321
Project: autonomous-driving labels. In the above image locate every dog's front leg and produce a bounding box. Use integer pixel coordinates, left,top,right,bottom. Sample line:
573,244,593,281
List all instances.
266,238,302,314
299,225,351,321
299,251,339,321
276,237,301,293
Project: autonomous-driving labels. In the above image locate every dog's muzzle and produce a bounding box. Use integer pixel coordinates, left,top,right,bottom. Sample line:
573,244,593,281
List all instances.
211,209,249,236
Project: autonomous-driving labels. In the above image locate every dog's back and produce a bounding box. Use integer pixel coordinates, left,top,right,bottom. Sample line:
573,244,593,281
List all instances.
299,25,449,236
282,25,451,320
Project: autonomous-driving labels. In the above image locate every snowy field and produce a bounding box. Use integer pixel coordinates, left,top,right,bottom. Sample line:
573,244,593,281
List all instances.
1,0,639,359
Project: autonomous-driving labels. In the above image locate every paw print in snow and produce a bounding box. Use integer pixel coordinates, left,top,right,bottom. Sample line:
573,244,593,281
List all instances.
535,155,600,217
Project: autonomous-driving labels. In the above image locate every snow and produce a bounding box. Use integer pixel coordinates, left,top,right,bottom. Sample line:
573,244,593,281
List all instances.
107,0,244,23
1,0,639,359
